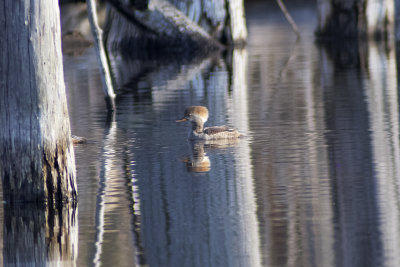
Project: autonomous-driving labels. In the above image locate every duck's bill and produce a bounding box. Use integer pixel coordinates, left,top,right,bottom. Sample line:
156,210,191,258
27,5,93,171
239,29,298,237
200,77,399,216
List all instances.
176,118,187,122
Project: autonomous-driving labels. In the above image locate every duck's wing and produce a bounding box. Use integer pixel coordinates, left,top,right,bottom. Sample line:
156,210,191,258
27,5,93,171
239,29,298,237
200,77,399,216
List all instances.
203,126,232,135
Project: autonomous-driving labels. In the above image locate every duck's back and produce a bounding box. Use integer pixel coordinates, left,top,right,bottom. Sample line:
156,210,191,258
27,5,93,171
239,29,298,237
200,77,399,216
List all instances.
202,126,241,140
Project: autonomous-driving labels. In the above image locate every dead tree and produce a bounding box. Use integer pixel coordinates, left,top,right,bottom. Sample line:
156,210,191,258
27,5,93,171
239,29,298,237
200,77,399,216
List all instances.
0,0,77,203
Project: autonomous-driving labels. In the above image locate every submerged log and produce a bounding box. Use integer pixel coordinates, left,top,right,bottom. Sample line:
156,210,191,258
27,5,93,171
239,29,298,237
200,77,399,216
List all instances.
0,1,77,203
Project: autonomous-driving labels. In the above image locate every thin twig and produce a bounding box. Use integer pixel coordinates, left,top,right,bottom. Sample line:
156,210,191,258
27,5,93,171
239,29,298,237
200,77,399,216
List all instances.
276,0,301,38
87,0,116,111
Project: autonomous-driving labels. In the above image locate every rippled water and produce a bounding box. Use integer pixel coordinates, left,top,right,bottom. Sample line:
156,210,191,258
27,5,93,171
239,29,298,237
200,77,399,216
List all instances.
4,1,400,266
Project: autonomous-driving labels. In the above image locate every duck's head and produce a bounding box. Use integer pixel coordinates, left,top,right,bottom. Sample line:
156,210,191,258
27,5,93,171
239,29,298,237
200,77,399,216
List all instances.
176,106,209,124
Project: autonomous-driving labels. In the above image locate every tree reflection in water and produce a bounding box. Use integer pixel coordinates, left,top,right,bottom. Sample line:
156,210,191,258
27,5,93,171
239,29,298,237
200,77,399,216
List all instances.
3,202,78,266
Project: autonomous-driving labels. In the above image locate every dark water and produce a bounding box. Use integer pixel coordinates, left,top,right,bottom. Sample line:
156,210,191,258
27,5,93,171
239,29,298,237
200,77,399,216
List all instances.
4,1,400,266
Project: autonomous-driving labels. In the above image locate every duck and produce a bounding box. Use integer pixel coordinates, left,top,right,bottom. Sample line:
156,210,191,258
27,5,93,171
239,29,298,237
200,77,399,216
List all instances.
176,106,241,140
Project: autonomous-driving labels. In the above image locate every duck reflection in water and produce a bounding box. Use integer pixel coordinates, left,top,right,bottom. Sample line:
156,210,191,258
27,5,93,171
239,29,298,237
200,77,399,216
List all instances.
181,139,240,173
176,106,241,140
182,141,211,173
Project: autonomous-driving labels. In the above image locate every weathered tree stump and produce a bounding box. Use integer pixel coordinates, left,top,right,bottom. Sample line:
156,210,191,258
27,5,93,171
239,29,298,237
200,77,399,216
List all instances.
0,1,77,203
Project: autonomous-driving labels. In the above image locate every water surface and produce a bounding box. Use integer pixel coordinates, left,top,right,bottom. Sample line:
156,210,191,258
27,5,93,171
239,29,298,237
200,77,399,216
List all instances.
4,2,400,267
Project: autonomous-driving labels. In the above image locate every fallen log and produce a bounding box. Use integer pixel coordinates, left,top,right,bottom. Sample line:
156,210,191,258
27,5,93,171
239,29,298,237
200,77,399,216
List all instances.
105,0,224,53
104,0,247,55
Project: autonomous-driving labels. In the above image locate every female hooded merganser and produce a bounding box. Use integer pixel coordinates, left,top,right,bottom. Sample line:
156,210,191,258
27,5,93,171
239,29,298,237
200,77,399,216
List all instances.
176,106,241,140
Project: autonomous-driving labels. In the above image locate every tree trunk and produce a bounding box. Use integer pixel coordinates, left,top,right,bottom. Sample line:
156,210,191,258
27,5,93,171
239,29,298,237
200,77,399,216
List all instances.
0,1,77,203
227,0,247,44
316,0,394,40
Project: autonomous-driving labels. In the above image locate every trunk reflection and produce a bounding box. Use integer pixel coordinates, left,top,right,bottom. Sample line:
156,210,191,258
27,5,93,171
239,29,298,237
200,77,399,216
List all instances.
3,203,78,266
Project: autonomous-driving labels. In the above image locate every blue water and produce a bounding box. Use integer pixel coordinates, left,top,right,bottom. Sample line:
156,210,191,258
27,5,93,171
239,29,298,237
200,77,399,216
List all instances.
3,1,400,267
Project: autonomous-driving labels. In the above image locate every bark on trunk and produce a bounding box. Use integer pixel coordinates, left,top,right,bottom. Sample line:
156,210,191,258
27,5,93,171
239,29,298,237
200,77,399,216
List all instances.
0,1,77,203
